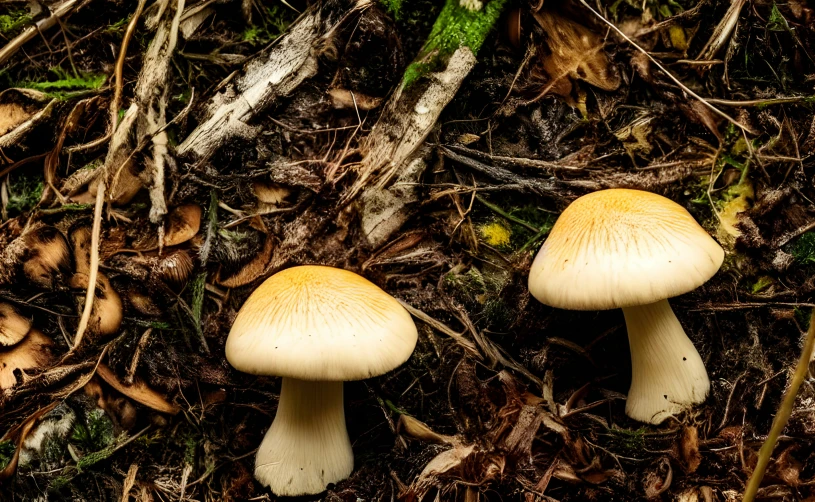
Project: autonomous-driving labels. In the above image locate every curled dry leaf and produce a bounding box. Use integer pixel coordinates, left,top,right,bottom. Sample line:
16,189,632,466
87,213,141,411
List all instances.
398,414,459,445
69,273,123,337
84,377,138,430
216,236,273,288
0,329,54,390
0,303,31,347
327,88,383,110
0,88,56,148
165,204,202,247
533,9,621,100
95,363,180,415
21,227,70,289
252,180,291,206
405,444,476,500
71,226,92,275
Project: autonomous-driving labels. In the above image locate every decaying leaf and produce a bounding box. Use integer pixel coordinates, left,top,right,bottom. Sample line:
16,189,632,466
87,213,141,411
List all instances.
0,329,54,390
0,88,57,148
21,226,71,289
216,236,273,288
404,444,475,500
398,414,459,445
533,9,621,101
95,363,180,415
680,426,702,473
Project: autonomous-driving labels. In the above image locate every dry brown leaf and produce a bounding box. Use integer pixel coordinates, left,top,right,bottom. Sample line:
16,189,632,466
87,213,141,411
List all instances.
680,426,702,473
21,227,70,289
398,414,459,445
0,88,52,138
328,88,383,110
404,444,475,500
96,363,180,415
216,236,273,288
533,9,620,101
0,329,54,390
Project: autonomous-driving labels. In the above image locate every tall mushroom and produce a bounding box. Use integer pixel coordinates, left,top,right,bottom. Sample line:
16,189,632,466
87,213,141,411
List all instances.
528,189,724,423
225,265,418,496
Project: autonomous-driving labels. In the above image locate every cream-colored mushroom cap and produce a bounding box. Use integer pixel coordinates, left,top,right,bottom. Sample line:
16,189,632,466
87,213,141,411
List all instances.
226,265,418,381
529,189,724,310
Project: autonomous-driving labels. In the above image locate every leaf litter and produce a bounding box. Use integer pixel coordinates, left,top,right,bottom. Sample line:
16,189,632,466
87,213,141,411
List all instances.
0,0,813,500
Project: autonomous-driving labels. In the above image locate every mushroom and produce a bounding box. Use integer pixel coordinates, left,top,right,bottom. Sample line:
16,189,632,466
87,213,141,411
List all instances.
164,204,202,247
69,273,123,338
528,189,724,424
0,329,54,389
0,303,31,347
225,265,418,496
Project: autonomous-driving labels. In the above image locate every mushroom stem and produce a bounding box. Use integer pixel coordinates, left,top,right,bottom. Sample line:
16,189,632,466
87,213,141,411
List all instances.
622,299,710,424
256,378,353,496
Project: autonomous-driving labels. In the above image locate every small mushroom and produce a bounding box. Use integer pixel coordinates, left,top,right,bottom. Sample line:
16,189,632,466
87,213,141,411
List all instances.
154,249,194,286
21,227,70,288
70,227,92,275
164,204,202,247
528,189,724,424
0,329,54,390
225,265,418,496
0,303,31,347
69,273,123,338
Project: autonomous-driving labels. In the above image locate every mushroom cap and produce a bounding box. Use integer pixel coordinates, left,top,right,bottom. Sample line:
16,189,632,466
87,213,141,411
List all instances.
528,189,724,310
0,303,31,347
0,329,53,389
226,265,418,381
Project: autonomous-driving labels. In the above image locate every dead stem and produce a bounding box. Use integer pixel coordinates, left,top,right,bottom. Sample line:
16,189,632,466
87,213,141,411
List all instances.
743,310,815,501
71,181,105,351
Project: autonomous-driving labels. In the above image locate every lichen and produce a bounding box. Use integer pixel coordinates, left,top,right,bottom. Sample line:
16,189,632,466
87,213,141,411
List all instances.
478,221,511,248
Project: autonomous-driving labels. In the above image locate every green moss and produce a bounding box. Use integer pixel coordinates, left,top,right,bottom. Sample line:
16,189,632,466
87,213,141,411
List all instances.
789,232,815,265
603,426,648,454
0,9,31,36
5,171,43,216
242,5,294,46
380,0,404,19
751,276,774,294
21,68,107,99
71,409,114,453
105,17,129,34
401,0,509,88
0,440,15,470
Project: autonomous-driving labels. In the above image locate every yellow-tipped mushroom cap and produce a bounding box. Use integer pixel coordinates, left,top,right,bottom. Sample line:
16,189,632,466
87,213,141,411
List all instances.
529,189,724,310
226,265,418,381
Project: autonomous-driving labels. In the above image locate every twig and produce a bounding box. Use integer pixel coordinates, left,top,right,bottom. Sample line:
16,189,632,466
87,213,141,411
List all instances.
71,181,105,350
743,310,815,501
577,0,755,135
0,0,79,66
65,0,147,153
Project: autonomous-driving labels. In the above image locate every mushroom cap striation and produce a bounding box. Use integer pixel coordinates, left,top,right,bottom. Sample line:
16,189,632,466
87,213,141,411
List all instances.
529,189,724,310
226,265,418,381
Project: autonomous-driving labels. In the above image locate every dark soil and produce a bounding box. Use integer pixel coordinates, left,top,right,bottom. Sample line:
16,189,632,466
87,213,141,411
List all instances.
0,0,814,501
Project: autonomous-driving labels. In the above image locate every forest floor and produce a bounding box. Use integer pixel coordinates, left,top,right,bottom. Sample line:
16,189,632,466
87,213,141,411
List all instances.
0,0,814,500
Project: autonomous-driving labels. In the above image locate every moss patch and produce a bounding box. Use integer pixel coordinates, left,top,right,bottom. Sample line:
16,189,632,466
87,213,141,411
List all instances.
402,0,509,88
